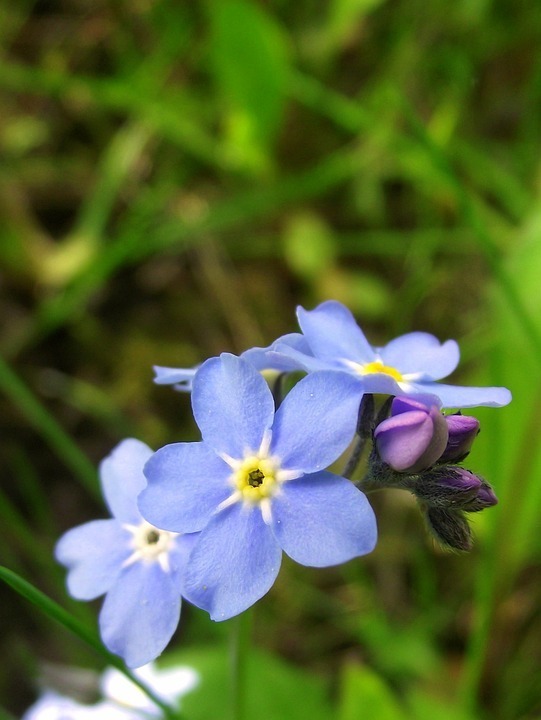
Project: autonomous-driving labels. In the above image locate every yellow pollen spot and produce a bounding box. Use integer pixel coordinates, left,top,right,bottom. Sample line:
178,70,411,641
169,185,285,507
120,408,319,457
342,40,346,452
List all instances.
362,361,404,382
234,455,277,504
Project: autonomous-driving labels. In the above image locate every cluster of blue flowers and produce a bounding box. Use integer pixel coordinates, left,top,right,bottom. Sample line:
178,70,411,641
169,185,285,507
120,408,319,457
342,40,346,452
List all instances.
56,301,511,668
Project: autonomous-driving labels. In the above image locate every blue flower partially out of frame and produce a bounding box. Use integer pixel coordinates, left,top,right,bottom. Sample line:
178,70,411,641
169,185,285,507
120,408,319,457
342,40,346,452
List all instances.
271,300,511,408
139,354,377,621
55,439,198,668
153,333,313,391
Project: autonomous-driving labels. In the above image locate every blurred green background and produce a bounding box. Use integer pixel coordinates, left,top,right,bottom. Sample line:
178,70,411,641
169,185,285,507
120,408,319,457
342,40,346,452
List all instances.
1,0,541,718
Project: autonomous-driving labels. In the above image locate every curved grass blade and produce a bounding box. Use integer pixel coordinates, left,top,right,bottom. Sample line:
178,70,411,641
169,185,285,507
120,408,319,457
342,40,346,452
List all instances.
0,354,98,498
0,566,182,720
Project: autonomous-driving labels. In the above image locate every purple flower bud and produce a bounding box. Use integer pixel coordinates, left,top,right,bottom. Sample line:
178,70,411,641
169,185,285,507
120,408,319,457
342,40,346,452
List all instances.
374,395,449,473
412,466,498,512
463,479,498,511
414,467,481,507
439,413,480,463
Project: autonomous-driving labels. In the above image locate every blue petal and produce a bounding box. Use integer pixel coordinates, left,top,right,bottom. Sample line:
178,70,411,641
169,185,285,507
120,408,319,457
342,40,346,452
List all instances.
183,503,282,621
99,561,182,668
413,381,512,408
241,333,313,372
359,373,404,395
392,394,442,413
140,443,231,533
100,439,153,523
379,333,460,379
55,520,130,600
271,472,377,566
191,354,275,457
22,692,113,720
297,300,375,363
268,343,338,372
169,533,201,594
153,366,198,390
270,372,362,472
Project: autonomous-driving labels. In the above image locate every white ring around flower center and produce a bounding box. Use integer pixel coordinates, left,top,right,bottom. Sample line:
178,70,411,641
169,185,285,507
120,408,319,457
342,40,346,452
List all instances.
122,520,178,571
216,430,301,515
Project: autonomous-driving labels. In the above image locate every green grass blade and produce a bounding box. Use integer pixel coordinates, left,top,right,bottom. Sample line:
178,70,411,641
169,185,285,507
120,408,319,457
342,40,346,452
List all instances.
0,567,181,720
0,354,98,497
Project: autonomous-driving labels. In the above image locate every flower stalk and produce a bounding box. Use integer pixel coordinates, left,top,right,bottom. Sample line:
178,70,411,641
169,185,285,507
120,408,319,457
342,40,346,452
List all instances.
230,609,253,720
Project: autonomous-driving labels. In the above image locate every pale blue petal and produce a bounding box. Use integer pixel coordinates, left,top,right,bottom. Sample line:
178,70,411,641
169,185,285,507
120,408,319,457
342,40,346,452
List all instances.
271,472,377,566
55,520,130,600
99,561,181,668
297,300,375,363
100,439,153,523
270,372,362,472
392,394,442,413
413,381,512,408
22,693,120,720
100,664,199,713
153,366,198,390
267,344,337,372
241,333,313,371
183,504,282,621
379,333,459,379
191,354,275,457
140,443,231,533
359,373,404,395
168,533,201,595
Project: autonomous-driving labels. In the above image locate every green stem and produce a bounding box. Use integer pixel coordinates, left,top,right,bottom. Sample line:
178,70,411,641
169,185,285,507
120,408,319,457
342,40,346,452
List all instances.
230,610,253,720
343,395,375,480
0,566,181,720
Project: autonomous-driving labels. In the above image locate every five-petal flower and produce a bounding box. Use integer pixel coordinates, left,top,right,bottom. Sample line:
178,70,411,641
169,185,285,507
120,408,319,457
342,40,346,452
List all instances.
139,353,377,621
271,300,511,408
55,439,199,668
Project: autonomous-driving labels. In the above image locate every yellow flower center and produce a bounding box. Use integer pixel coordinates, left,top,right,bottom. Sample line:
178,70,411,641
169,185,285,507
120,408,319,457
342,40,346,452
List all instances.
361,360,404,382
234,455,278,504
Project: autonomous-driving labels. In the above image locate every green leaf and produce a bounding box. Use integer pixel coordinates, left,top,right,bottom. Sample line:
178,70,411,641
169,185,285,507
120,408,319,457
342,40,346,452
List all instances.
338,662,407,720
167,644,333,720
208,0,290,162
283,211,336,279
328,0,388,50
407,689,477,720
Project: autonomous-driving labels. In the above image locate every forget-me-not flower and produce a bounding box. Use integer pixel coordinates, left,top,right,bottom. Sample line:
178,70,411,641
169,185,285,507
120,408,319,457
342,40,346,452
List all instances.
56,439,198,668
153,333,313,391
270,300,511,408
139,353,377,621
22,662,199,720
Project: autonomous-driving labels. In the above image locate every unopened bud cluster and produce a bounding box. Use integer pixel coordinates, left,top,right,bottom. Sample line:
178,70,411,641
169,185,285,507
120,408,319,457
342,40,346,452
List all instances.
366,395,496,551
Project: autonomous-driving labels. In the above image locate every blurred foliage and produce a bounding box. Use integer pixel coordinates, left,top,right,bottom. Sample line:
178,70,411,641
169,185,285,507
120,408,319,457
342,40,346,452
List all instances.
1,0,541,718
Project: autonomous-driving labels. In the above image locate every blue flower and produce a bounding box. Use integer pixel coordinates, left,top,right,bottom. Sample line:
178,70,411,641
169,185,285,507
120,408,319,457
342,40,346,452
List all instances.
271,300,511,408
139,354,377,621
153,333,312,391
55,439,198,668
22,662,199,720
